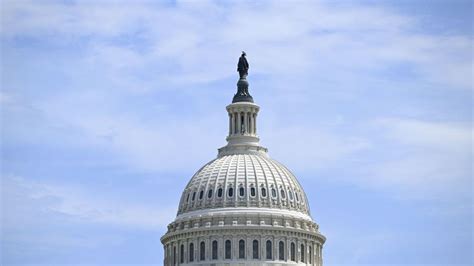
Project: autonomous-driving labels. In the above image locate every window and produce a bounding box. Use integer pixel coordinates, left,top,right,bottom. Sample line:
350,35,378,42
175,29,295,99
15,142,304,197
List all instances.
266,240,272,260
173,246,176,265
289,190,294,200
271,188,277,198
309,245,312,264
300,244,305,262
180,244,184,263
192,191,196,201
250,187,256,197
228,187,234,197
295,192,299,201
217,188,223,198
290,242,296,261
239,240,245,259
281,189,286,199
186,193,190,202
239,186,245,197
279,241,285,260
199,190,204,200
189,243,194,262
200,241,205,261
225,240,231,259
252,240,259,259
261,187,267,197
208,189,213,198
212,240,218,260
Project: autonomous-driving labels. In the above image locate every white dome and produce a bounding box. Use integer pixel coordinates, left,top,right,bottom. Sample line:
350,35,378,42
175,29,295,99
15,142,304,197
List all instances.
161,71,325,266
178,153,311,216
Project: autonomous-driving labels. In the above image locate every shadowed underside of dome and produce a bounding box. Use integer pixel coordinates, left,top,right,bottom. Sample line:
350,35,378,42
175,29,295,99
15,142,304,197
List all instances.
177,154,311,216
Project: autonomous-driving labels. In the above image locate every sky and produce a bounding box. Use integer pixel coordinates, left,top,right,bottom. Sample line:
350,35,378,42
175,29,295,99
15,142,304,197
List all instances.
1,0,472,265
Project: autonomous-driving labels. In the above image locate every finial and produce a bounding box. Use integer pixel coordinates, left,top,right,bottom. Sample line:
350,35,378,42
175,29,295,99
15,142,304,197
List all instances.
233,52,253,103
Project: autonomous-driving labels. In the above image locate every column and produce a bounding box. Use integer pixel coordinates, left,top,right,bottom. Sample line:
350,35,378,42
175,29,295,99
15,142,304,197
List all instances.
229,113,232,136
253,113,257,135
237,112,241,135
243,112,248,134
249,112,253,135
319,245,323,266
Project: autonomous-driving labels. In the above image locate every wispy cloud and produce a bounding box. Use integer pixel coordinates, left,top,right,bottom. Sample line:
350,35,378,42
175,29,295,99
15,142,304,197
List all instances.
2,175,175,230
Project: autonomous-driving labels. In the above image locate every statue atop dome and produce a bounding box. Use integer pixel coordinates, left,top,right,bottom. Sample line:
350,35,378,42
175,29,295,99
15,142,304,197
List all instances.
237,51,249,78
233,51,254,103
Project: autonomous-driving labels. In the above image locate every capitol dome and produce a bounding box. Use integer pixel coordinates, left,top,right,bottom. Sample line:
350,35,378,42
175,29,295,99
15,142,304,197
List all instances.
161,53,325,266
178,154,311,218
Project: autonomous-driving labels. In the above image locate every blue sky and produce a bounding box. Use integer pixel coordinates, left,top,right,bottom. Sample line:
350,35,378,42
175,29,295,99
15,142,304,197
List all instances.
1,0,472,265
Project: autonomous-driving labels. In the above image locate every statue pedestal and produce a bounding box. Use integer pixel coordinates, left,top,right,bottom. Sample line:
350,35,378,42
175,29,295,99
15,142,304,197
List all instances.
232,78,254,103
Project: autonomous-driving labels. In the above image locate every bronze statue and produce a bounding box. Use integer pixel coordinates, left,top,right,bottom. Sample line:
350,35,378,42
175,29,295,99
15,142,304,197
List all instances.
237,51,249,79
232,51,254,103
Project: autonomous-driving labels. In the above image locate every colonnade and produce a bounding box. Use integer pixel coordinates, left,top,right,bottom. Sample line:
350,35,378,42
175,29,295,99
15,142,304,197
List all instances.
229,111,257,136
164,234,323,266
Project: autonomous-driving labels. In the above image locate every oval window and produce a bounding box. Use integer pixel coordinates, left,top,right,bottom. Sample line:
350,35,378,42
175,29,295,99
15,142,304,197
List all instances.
250,187,256,197
239,187,245,197
228,187,234,197
261,187,267,197
199,190,204,200
280,189,286,199
271,188,277,198
192,191,196,201
208,189,213,198
217,188,223,198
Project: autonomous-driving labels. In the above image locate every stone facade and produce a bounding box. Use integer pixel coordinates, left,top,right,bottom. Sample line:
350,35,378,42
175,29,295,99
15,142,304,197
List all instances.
161,87,325,266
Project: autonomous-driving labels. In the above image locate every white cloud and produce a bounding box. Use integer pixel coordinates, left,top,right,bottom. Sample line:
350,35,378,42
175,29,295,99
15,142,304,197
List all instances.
374,118,471,152
2,0,471,89
263,125,371,172
359,118,472,198
2,175,176,230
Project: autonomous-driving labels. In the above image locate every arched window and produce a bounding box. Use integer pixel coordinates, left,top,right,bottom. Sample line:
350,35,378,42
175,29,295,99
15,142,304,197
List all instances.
252,240,259,259
239,186,245,197
173,246,176,265
281,189,286,199
300,244,305,262
271,188,277,198
199,190,204,200
189,243,194,262
228,187,234,197
309,245,312,264
200,241,205,261
239,240,245,259
290,242,296,261
261,187,267,197
225,240,231,259
250,187,256,197
217,188,223,198
192,191,196,201
279,241,285,260
289,190,294,200
266,240,272,260
180,244,184,263
295,192,299,201
212,240,218,260
208,189,213,198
